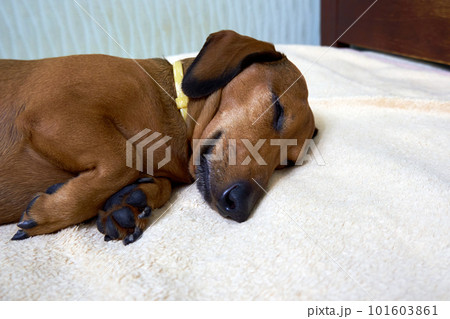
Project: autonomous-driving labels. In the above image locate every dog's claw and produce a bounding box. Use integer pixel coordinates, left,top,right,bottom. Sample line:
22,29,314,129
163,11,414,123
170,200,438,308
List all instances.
123,227,143,245
11,229,29,241
138,206,151,219
104,235,112,242
17,219,38,229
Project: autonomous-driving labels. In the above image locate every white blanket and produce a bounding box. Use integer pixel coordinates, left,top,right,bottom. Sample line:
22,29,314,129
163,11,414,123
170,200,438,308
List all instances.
1,45,449,300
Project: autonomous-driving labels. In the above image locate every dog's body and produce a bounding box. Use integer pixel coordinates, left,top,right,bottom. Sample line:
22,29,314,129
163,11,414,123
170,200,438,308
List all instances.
0,31,315,244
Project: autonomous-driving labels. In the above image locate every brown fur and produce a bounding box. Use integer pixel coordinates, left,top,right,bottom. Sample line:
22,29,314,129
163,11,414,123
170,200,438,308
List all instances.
0,30,315,241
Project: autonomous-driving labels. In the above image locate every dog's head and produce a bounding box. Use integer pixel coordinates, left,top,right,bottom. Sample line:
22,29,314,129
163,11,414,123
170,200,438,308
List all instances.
182,30,315,222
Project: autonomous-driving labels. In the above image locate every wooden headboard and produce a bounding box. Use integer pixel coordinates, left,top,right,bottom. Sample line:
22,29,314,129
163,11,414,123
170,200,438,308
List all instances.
321,0,450,65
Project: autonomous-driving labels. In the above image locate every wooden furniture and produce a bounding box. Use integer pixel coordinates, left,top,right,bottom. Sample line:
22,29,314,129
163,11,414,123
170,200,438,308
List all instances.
321,0,450,65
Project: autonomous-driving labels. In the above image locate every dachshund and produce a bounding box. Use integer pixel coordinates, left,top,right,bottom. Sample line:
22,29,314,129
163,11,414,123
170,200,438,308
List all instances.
0,30,316,245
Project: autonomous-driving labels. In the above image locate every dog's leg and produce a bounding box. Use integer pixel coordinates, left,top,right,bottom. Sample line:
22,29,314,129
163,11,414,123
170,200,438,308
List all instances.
12,164,139,240
96,176,171,245
11,118,141,240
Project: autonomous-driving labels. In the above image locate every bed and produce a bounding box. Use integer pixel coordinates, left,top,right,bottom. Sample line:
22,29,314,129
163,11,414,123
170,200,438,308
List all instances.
1,1,449,300
1,44,449,300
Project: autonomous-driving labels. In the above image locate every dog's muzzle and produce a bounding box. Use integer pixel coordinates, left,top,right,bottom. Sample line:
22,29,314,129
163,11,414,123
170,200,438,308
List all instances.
216,181,256,223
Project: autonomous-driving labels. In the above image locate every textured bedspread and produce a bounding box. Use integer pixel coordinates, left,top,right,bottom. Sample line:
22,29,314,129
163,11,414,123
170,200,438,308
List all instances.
1,45,449,300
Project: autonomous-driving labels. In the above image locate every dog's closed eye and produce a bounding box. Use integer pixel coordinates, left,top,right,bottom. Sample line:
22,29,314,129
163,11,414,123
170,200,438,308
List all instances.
272,94,284,132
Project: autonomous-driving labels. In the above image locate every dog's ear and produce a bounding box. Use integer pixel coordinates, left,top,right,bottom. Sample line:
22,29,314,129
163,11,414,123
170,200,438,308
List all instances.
182,30,283,98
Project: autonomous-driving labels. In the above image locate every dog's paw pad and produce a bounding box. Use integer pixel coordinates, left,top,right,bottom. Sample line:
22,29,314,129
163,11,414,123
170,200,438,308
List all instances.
98,205,150,245
97,178,155,245
96,217,105,234
112,207,136,228
105,216,120,240
125,189,147,208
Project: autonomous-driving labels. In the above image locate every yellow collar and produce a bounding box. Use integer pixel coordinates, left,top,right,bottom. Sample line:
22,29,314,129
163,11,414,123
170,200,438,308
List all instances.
173,60,189,121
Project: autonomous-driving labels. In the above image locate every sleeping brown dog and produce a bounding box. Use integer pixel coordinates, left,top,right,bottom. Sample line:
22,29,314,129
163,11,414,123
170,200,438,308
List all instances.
0,30,316,245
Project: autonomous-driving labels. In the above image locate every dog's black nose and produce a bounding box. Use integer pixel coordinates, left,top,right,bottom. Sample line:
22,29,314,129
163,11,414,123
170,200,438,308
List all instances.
217,181,253,222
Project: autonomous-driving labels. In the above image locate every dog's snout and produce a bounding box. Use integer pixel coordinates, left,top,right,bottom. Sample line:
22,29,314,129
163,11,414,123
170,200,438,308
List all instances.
217,181,253,223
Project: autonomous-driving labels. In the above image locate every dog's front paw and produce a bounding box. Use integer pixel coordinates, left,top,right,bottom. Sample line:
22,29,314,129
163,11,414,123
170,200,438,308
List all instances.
97,177,154,245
